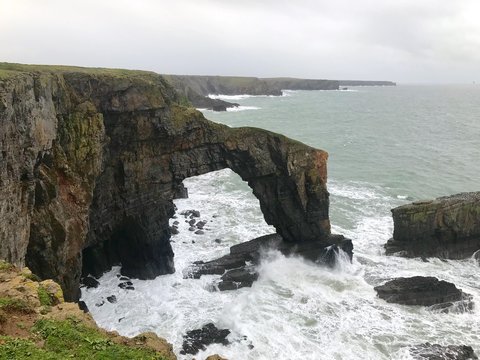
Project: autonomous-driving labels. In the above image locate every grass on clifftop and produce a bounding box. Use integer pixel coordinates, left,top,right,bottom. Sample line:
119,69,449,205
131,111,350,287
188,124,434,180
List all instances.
0,62,158,79
0,318,167,360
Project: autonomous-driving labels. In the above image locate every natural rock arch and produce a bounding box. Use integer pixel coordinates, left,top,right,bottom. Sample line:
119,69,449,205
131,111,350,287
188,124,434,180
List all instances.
0,67,336,300
81,105,332,292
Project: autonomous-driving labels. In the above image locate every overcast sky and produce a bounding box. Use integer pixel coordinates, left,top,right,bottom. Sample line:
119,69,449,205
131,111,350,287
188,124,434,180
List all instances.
1,0,479,83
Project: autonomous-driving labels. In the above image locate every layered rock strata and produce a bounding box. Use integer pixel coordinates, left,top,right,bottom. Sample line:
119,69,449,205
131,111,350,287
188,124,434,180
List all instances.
385,192,480,259
0,63,335,300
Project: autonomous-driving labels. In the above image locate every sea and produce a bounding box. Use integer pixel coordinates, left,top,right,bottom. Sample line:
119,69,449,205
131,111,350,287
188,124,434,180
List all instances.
81,85,480,359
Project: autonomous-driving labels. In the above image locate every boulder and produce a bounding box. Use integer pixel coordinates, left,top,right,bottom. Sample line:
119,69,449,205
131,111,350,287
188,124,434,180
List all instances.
374,276,472,307
81,276,100,289
385,192,480,259
180,323,230,355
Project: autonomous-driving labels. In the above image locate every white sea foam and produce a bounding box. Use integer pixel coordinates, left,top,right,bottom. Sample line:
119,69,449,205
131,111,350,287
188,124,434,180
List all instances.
208,94,280,101
226,106,261,112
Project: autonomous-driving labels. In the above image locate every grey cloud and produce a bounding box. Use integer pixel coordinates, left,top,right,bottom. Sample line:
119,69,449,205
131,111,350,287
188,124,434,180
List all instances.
0,0,478,83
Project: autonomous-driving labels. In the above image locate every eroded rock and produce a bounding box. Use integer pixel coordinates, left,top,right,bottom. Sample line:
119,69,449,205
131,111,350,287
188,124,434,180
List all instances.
385,192,480,259
0,64,337,301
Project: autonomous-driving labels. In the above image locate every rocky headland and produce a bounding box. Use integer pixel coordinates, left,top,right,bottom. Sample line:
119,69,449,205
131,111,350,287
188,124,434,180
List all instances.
0,62,344,305
385,192,480,259
163,75,396,111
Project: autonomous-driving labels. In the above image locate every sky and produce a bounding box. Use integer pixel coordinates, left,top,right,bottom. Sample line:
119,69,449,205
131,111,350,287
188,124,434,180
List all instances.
1,0,479,83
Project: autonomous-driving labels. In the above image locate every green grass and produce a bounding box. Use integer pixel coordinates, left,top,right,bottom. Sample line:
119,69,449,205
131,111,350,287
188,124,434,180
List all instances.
0,297,34,314
23,318,166,359
0,62,157,79
37,286,52,307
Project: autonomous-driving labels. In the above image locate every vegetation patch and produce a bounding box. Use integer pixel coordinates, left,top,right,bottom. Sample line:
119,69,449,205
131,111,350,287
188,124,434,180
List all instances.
27,318,166,359
0,297,34,314
37,286,53,307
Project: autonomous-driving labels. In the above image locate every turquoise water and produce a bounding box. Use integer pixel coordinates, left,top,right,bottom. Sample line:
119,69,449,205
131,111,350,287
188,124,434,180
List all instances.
82,86,480,359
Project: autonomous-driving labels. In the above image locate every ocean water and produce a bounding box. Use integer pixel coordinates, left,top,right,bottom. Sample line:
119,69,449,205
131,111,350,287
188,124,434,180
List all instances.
82,85,480,359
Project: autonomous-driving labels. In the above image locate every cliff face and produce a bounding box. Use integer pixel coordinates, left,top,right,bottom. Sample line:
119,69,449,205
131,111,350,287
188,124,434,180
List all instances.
385,192,480,259
0,63,333,300
163,75,341,110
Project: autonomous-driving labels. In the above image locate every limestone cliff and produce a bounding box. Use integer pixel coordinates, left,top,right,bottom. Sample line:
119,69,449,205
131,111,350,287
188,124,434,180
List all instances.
0,63,335,300
385,192,480,259
163,75,340,110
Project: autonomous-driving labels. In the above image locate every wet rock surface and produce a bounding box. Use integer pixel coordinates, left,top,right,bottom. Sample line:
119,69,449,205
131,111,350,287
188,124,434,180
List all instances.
180,323,230,355
385,192,480,259
374,276,472,308
410,343,478,360
186,233,352,290
81,276,100,289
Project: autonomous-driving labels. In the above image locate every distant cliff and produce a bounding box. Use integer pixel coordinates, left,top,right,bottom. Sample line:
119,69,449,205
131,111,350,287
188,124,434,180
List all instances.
0,63,336,301
339,80,396,86
163,75,340,110
163,75,395,111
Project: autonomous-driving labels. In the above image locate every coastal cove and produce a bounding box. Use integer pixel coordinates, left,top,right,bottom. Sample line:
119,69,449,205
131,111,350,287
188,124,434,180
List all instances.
83,85,480,359
0,63,479,359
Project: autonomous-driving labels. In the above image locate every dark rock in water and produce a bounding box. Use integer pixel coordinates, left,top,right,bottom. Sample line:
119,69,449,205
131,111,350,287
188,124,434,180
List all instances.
119,276,130,281
474,250,480,265
188,219,196,226
184,254,249,279
82,276,100,289
180,323,230,355
170,226,179,235
196,221,206,229
78,300,89,313
95,300,105,307
187,233,352,289
188,227,195,231
427,295,474,314
410,343,478,360
214,238,222,244
194,230,204,235
125,286,135,290
107,295,117,304
173,221,179,226
385,192,480,259
181,210,200,218
217,268,259,291
118,281,134,289
374,276,470,306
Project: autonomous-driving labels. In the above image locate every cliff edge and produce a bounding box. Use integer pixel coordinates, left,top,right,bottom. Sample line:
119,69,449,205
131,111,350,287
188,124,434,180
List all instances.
0,63,336,300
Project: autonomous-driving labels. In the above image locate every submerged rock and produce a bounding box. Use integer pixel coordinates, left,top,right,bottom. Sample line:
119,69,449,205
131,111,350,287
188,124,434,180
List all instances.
180,323,230,355
385,192,480,259
106,295,117,304
410,343,478,360
374,276,472,307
